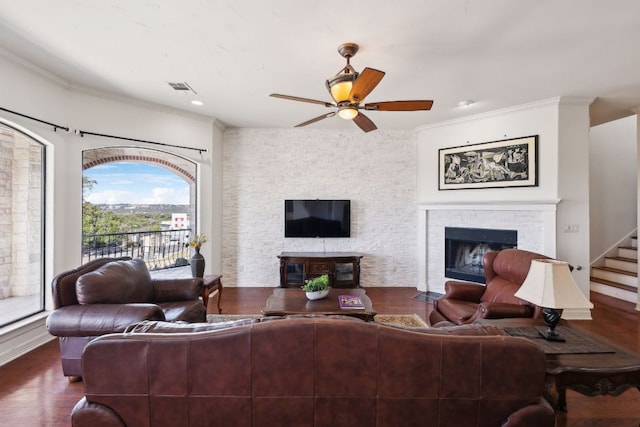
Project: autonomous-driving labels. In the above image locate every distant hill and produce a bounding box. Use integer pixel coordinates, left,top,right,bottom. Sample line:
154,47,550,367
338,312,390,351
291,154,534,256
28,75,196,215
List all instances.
97,204,190,214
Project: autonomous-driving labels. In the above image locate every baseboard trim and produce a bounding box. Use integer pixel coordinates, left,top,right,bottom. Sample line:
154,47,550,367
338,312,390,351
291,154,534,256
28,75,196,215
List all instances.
0,313,55,367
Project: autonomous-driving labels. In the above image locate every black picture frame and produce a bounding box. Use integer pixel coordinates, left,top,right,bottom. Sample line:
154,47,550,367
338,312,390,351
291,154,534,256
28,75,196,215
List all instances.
438,135,538,190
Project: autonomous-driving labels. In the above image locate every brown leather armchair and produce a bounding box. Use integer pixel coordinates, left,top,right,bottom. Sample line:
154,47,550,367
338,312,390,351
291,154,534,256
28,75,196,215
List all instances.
46,257,206,378
429,249,551,326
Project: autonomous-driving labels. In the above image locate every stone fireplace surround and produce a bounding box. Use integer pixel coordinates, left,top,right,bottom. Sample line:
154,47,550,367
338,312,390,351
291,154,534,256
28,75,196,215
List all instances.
417,201,559,293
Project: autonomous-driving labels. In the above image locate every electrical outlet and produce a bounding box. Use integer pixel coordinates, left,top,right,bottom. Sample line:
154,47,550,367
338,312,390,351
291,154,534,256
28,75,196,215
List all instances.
563,224,579,233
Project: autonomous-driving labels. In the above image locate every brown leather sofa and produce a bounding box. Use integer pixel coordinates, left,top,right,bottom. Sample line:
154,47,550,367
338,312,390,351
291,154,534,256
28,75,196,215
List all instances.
46,257,206,378
71,317,555,427
430,249,551,326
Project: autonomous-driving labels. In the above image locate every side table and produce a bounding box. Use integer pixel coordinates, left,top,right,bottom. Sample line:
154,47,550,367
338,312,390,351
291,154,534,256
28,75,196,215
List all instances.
202,274,223,314
478,318,640,412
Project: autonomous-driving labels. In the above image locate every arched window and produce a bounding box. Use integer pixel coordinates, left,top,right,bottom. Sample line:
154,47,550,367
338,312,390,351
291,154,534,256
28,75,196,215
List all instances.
81,147,197,271
0,121,45,327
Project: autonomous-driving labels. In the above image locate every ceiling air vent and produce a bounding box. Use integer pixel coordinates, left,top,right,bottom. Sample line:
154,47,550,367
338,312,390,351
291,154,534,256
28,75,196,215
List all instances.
168,82,197,94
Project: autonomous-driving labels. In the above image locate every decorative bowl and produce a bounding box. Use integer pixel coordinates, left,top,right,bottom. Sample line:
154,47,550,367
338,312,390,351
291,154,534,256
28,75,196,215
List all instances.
305,289,329,300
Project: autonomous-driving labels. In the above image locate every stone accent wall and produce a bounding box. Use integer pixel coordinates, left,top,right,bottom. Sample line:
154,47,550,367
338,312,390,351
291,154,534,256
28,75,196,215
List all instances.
0,129,11,298
0,125,42,298
222,128,418,287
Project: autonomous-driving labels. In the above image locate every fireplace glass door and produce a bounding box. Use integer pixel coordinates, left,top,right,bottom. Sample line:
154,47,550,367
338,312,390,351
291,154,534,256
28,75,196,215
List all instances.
444,227,517,283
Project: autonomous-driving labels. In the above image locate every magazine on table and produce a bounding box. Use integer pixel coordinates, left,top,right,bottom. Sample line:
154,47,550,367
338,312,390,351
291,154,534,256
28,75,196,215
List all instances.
338,294,365,309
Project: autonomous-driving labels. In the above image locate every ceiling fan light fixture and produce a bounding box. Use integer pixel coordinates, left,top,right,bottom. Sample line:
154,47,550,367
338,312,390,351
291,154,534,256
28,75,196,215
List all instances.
338,105,358,120
326,64,358,103
270,42,433,132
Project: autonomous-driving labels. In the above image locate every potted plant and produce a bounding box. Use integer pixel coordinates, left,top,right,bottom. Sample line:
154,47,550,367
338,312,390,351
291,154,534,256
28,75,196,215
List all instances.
301,274,330,300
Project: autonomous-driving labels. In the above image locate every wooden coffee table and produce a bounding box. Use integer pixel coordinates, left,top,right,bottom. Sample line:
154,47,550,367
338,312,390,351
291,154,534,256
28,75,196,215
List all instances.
479,318,640,412
262,288,377,322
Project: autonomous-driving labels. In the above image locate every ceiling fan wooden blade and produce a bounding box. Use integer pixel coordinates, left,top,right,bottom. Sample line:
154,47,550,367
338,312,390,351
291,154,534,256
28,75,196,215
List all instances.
294,112,336,127
270,93,334,107
349,68,385,103
365,100,434,111
352,112,377,133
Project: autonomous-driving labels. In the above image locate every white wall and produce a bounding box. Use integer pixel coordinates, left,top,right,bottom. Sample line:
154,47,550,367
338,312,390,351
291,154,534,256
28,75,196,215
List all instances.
416,99,561,203
589,116,637,260
0,53,223,364
222,128,417,287
416,97,594,317
556,99,593,296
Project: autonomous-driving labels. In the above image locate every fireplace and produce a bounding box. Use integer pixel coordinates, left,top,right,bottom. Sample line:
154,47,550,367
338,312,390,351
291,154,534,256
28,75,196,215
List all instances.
444,227,517,284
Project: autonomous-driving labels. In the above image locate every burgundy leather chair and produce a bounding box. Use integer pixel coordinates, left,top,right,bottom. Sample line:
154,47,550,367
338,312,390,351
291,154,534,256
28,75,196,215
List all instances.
430,249,551,326
46,257,206,379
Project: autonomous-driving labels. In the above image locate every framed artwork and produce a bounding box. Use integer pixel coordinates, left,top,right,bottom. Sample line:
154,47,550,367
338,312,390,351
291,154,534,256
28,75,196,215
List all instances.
438,135,538,190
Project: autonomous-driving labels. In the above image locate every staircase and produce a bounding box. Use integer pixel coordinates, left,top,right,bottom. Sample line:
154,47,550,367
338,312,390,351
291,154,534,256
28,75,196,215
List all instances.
590,237,638,303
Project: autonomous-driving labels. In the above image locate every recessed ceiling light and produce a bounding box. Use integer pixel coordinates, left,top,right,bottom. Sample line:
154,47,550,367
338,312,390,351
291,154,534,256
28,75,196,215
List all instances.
458,100,474,108
191,100,204,106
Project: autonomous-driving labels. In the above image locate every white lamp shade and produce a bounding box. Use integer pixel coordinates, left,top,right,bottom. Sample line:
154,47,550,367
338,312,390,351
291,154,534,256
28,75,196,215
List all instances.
514,259,594,309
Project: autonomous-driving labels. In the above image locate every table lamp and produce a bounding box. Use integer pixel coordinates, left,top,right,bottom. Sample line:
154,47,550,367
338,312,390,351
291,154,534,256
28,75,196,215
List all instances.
514,259,594,342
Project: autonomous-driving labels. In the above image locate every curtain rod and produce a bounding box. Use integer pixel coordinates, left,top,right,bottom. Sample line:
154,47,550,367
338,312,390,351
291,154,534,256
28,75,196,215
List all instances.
1,105,208,153
76,130,208,154
0,106,69,132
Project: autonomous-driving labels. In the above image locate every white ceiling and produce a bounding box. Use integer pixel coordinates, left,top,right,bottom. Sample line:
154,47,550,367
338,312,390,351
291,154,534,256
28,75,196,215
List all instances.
1,0,639,131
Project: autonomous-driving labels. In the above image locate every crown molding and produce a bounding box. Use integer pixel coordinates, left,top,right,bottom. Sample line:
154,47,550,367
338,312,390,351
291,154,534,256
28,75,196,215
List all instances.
417,96,594,132
0,47,71,88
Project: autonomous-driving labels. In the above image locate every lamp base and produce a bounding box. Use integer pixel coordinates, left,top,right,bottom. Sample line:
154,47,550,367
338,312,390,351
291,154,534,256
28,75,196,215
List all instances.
538,328,566,342
540,307,566,341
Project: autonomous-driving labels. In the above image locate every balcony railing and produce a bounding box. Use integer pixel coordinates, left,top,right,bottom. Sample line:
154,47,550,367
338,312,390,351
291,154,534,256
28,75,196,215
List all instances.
82,229,193,271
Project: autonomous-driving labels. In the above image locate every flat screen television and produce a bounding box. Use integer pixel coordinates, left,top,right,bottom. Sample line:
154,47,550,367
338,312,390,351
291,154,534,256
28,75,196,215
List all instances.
284,199,351,238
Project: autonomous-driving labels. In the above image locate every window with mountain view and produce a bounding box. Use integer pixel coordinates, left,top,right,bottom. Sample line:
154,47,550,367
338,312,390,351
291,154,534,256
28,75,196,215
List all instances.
82,158,195,271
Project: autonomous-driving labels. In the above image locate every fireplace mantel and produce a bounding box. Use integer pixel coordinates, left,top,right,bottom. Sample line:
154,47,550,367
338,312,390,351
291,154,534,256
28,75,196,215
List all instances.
417,199,561,211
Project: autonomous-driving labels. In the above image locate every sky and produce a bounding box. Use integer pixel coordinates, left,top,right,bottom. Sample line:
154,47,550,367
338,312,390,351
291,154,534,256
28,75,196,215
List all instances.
83,162,189,205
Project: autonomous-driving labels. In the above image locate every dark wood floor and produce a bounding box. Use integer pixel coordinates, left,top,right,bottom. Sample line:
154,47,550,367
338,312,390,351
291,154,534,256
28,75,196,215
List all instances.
0,287,638,426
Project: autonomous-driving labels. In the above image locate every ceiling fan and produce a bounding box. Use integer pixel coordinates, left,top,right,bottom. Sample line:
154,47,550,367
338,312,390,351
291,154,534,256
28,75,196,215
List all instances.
270,42,433,133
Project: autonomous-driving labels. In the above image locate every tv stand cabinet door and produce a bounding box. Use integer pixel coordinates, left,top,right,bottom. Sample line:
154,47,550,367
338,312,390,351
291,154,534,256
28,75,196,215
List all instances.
333,261,357,288
279,257,307,288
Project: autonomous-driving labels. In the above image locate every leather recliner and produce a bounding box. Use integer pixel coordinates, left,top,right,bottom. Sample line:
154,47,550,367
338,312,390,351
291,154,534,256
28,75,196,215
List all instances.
429,249,551,326
46,257,206,378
